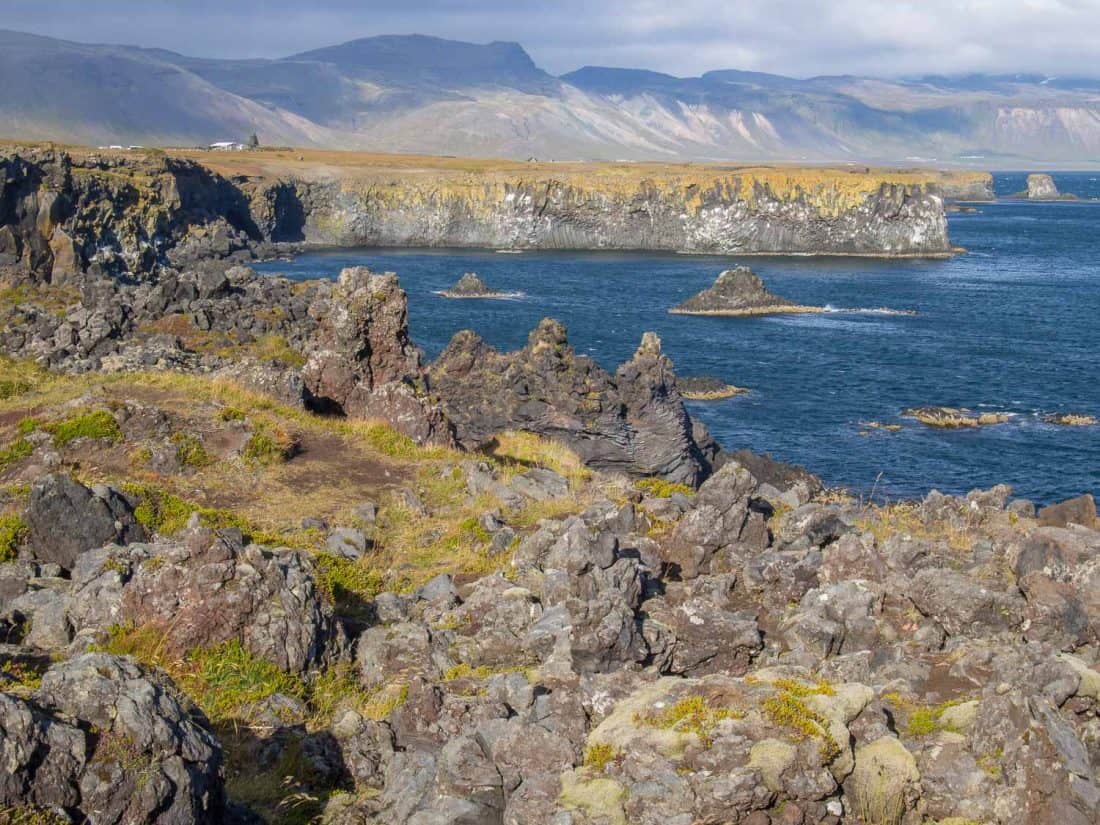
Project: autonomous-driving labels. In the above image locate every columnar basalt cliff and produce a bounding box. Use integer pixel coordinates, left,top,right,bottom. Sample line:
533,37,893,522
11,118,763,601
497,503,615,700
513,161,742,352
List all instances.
281,165,956,257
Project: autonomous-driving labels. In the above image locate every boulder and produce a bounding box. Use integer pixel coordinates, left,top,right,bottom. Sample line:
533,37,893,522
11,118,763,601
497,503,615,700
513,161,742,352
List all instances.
70,527,333,673
302,267,454,446
439,272,506,298
1027,173,1060,200
1038,494,1099,529
0,653,225,823
23,473,147,569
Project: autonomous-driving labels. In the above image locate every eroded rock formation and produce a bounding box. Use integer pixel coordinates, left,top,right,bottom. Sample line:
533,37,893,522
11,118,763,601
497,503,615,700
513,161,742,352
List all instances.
671,266,822,316
428,321,716,485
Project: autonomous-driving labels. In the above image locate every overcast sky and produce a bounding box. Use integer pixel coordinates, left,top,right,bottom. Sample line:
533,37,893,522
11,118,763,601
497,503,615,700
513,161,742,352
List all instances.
4,0,1099,78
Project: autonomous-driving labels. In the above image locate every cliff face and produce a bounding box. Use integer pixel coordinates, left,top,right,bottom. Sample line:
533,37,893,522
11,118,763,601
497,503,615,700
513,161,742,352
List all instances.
0,148,267,282
2,149,985,283
287,166,954,257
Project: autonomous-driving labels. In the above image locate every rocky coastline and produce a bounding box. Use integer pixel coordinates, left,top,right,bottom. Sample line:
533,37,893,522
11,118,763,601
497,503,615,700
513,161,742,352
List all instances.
2,147,977,266
1,144,1098,825
437,272,516,299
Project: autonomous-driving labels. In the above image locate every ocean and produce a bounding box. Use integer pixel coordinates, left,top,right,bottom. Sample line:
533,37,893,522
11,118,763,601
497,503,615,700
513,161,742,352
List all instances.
256,172,1100,504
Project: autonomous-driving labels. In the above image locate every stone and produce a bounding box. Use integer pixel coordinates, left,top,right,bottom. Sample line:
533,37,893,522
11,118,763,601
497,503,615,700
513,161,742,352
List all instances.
23,473,147,570
670,267,821,316
439,272,509,298
1038,494,1098,529
0,653,226,822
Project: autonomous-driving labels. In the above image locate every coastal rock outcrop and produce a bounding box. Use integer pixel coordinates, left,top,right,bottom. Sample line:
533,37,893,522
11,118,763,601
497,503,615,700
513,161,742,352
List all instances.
301,267,454,446
1027,173,1060,200
671,266,821,316
679,375,749,400
438,272,509,298
427,321,715,485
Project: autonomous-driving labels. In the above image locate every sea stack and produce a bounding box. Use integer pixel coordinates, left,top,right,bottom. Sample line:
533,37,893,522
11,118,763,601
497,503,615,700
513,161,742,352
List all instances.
1026,173,1060,200
670,266,822,316
439,272,506,299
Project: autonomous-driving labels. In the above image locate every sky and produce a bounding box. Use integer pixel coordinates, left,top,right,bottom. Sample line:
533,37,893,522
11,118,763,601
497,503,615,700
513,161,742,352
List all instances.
4,0,1100,78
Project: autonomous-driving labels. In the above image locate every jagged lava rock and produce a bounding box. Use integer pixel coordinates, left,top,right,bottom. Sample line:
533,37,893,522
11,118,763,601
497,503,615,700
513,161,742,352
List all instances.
302,266,454,446
670,266,822,316
428,321,715,485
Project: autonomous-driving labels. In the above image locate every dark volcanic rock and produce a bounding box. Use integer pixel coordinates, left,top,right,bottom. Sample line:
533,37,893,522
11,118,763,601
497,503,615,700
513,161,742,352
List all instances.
439,272,505,298
670,266,819,316
428,321,713,485
70,526,334,673
0,653,225,823
302,266,454,446
23,473,147,569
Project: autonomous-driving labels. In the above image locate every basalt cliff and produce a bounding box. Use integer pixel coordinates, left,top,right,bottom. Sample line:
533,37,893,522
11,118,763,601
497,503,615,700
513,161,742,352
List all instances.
1,148,991,273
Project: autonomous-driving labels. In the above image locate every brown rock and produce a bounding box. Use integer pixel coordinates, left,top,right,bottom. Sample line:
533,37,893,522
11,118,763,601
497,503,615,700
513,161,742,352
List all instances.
1038,494,1099,529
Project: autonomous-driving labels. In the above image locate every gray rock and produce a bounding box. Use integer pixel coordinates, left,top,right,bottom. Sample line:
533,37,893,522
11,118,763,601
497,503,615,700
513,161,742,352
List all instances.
23,473,147,569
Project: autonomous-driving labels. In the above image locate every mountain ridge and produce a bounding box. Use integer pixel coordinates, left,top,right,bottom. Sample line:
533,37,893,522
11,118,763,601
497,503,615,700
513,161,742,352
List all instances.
1,29,1099,165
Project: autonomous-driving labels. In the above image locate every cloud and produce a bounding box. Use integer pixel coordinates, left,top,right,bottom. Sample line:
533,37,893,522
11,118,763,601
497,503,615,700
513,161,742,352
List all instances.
3,0,1099,77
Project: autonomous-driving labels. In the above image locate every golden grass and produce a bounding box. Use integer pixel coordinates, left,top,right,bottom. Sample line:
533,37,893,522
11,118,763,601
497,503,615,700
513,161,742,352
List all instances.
854,502,975,553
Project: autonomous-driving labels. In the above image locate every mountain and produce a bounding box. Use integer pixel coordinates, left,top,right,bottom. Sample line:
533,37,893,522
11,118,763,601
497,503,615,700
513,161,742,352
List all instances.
1,29,1099,164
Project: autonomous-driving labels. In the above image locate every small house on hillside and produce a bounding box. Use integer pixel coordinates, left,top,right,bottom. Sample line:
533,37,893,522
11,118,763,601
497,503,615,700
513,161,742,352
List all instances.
209,141,245,151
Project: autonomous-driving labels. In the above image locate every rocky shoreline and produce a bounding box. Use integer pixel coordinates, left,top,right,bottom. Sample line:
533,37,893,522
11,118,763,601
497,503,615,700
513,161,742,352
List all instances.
2,145,1098,825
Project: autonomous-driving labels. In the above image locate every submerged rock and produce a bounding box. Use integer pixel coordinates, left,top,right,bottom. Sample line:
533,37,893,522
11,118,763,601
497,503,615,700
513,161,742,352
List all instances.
902,406,1011,428
670,267,822,316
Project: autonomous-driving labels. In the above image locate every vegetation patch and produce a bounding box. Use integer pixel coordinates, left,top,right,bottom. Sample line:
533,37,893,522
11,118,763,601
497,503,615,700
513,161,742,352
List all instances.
761,689,841,762
0,807,72,825
44,409,123,447
243,420,299,465
882,693,970,737
172,432,213,468
583,742,622,772
636,694,744,747
313,553,383,617
0,438,33,471
0,514,27,562
634,477,695,499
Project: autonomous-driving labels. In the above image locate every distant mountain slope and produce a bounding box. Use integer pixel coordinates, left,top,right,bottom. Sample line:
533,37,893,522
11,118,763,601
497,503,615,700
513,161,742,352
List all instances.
1,29,1098,164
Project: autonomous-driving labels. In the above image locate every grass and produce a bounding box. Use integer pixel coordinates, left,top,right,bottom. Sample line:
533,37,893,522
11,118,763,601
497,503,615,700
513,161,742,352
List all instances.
0,514,27,562
43,409,123,447
242,420,299,465
634,478,695,499
0,438,33,471
313,553,383,617
854,502,975,554
0,808,72,825
172,432,213,468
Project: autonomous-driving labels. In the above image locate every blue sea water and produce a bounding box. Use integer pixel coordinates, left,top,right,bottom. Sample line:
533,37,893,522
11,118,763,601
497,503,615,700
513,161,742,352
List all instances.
256,172,1100,504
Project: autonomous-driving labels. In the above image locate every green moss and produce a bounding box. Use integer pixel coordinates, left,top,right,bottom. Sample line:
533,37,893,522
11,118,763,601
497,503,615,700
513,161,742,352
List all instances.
122,483,250,537
761,691,841,762
217,406,246,422
583,742,621,772
45,409,123,448
15,418,39,436
0,659,42,693
636,694,743,747
883,694,970,738
634,478,695,499
172,433,212,468
0,514,27,562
